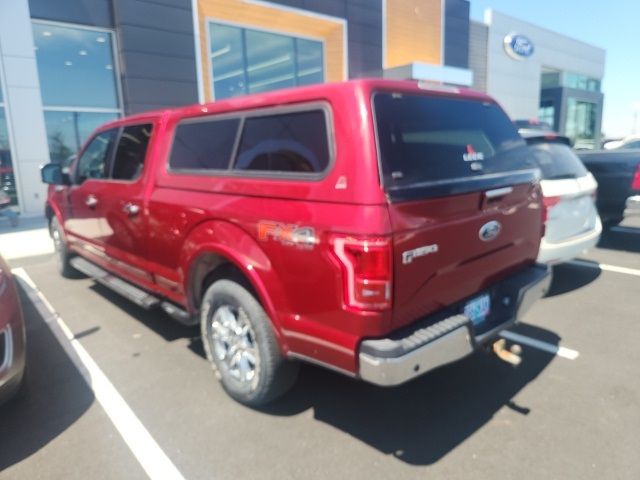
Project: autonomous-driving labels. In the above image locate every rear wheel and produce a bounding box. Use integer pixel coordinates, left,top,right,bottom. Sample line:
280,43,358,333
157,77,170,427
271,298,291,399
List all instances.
50,217,77,278
200,279,299,407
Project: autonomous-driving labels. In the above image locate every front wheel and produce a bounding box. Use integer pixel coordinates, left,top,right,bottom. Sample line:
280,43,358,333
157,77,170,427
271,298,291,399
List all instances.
200,279,299,407
50,217,77,278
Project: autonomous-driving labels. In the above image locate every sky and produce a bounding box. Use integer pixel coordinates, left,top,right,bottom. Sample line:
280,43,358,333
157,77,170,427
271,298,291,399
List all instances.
469,0,640,138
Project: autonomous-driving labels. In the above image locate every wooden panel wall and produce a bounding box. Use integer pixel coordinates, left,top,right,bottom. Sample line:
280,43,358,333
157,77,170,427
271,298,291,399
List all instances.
197,0,346,101
385,0,442,68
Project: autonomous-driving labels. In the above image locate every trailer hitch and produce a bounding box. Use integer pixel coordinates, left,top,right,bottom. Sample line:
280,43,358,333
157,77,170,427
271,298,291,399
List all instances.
492,338,522,366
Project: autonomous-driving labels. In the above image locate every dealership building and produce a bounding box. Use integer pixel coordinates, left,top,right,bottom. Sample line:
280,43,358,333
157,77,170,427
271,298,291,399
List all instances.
0,0,605,216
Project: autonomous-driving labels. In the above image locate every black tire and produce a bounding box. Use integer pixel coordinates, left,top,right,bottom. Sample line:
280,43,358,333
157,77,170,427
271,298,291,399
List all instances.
200,279,299,407
50,217,78,278
603,217,623,229
0,359,26,407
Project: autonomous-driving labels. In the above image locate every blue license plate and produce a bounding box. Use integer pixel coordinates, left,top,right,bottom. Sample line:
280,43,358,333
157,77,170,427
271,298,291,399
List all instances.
464,294,491,326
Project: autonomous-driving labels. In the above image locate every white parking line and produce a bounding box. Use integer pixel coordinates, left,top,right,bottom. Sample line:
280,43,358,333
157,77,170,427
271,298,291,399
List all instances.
499,330,580,360
11,268,186,480
569,259,640,278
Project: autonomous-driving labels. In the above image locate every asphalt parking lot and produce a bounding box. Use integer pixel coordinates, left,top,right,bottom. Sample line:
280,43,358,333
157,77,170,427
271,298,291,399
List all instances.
1,220,639,480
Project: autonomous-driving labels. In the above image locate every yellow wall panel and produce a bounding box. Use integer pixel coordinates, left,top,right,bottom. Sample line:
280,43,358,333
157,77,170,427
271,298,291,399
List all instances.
197,0,346,101
385,0,442,68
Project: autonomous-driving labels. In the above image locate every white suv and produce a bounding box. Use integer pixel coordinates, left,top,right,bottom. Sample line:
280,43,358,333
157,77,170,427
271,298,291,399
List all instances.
520,130,602,264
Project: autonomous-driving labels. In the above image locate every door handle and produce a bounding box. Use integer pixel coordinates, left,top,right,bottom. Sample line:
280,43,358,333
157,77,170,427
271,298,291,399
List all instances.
484,187,513,199
122,202,140,217
85,195,98,208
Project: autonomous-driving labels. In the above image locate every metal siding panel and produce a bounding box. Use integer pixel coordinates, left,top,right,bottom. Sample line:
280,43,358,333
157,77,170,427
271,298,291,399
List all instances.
123,78,197,106
113,0,198,113
348,43,383,77
468,20,488,91
349,22,382,47
122,52,198,83
444,0,469,68
117,25,195,58
346,3,382,27
126,103,173,114
303,0,346,17
28,0,113,27
115,0,193,34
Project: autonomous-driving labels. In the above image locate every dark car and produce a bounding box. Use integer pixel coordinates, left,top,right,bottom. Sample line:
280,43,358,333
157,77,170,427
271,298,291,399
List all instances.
0,253,26,405
577,149,640,227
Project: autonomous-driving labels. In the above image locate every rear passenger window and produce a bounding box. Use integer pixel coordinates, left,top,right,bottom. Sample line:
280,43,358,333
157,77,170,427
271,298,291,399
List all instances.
112,124,153,181
169,118,239,170
234,111,329,174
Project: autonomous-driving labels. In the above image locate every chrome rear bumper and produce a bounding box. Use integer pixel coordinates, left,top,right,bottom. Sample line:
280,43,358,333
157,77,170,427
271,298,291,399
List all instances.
625,195,640,217
358,264,551,387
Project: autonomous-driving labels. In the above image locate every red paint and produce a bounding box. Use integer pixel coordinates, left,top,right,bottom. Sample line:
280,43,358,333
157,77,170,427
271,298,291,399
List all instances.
632,164,640,190
0,255,23,333
45,79,543,375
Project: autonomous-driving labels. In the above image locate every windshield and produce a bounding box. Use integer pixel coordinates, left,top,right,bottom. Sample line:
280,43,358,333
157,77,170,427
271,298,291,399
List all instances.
527,141,588,179
373,93,532,189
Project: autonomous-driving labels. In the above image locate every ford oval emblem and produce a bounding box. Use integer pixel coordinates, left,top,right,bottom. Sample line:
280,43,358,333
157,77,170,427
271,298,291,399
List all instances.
479,221,502,242
504,33,534,60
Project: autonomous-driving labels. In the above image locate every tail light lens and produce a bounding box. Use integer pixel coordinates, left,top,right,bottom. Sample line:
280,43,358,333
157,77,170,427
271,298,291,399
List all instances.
542,195,561,223
332,236,392,311
632,164,640,190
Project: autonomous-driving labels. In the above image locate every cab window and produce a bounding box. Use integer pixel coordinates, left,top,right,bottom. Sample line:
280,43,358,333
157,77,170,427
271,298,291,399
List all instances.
112,124,153,181
75,129,117,183
234,110,329,174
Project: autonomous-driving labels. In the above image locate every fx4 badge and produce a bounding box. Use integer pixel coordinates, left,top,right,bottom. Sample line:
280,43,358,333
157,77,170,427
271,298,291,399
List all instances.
258,221,318,249
402,244,439,264
479,221,502,242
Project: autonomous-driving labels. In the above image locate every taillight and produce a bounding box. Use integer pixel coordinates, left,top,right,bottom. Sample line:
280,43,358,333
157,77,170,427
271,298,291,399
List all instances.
632,164,640,190
542,195,561,223
332,236,392,311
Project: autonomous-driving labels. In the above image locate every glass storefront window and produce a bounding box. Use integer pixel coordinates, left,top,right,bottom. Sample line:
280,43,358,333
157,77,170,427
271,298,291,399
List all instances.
296,38,324,87
538,100,556,130
33,22,119,108
33,21,121,162
0,70,18,207
245,30,296,94
565,98,597,148
0,108,18,207
541,72,560,89
563,72,601,92
44,111,119,164
209,23,324,100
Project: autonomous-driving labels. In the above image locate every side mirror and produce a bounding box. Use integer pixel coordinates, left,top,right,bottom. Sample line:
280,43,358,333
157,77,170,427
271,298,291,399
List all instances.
41,163,67,185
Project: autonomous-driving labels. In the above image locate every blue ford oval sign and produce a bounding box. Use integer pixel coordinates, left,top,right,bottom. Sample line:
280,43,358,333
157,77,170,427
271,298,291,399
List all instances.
504,33,534,60
479,221,502,242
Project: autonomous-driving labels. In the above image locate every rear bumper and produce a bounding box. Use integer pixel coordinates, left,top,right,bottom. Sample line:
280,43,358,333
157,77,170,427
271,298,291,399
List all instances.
537,216,602,265
358,264,551,387
625,195,640,217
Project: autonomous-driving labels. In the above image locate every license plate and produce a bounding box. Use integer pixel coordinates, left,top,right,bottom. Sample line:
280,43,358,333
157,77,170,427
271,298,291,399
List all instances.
464,294,491,326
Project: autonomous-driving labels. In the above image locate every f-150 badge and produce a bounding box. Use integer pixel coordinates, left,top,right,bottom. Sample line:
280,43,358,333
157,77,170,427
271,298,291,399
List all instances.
402,244,439,264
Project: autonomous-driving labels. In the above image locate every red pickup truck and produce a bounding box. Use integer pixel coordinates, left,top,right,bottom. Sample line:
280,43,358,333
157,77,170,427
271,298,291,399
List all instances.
42,79,550,406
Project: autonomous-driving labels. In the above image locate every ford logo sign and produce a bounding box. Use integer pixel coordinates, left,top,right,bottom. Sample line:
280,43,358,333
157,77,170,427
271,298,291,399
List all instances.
504,33,534,60
479,221,502,242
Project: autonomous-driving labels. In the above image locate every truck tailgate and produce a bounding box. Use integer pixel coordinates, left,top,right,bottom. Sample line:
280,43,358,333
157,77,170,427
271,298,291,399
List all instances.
388,182,542,329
